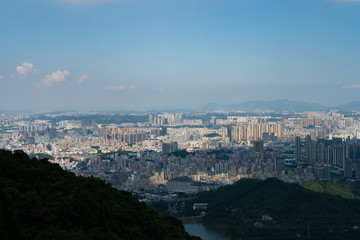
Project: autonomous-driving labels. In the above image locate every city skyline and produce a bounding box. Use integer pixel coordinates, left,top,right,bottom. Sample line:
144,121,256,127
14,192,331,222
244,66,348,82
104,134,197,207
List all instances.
1,0,360,111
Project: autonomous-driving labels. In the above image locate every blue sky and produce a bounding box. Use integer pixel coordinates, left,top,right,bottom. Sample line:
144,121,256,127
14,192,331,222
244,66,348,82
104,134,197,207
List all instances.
1,0,360,111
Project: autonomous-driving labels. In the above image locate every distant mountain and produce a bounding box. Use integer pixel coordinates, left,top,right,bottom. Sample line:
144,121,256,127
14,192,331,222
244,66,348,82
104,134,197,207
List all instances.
191,178,360,239
335,101,360,112
203,99,329,112
0,150,199,240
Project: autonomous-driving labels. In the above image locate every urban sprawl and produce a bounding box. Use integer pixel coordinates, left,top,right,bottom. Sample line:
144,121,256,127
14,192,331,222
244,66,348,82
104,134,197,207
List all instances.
1,110,360,203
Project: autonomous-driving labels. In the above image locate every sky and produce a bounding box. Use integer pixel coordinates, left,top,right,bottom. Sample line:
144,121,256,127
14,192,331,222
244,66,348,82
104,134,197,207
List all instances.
1,0,360,111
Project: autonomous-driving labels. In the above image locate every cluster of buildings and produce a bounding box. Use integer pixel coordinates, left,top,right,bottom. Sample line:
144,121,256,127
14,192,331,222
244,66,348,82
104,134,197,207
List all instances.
1,110,360,202
149,113,183,125
99,127,146,143
295,135,360,179
222,122,282,143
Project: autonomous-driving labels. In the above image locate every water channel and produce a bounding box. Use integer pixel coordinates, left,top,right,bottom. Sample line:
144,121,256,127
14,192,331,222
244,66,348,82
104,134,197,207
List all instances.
184,223,225,240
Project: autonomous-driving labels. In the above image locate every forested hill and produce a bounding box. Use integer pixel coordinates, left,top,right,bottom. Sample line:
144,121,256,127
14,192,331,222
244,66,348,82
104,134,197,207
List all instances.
195,178,360,240
0,149,200,240
303,180,360,200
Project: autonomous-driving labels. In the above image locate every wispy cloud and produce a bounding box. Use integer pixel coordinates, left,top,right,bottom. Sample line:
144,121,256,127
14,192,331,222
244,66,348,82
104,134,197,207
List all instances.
342,84,360,89
38,70,70,87
78,74,88,84
0,75,3,80
16,62,39,78
62,0,110,5
129,84,137,89
104,85,127,90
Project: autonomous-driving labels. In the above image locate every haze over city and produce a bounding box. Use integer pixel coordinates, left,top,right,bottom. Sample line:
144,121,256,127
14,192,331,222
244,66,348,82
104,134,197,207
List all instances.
1,0,360,111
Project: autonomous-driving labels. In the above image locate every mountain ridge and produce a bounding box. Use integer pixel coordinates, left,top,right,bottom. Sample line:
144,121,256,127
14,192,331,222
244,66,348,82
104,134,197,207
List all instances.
202,99,360,112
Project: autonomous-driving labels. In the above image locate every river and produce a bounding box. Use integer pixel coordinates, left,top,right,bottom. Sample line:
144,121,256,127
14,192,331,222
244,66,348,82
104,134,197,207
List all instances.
184,223,225,240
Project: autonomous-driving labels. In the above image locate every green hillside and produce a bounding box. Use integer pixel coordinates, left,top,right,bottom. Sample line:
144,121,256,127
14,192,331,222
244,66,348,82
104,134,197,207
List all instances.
193,178,360,239
303,180,360,200
0,149,199,240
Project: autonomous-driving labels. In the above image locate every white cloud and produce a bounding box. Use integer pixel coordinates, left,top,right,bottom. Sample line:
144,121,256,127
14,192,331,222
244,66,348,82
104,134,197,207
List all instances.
16,62,33,75
16,62,38,78
129,84,137,89
78,74,88,84
39,70,70,87
62,0,110,5
104,85,126,90
342,84,360,89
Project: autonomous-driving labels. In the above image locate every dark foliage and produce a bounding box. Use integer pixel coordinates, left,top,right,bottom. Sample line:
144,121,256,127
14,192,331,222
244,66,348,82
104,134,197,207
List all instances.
203,133,221,138
100,150,133,159
0,149,200,240
193,178,360,239
149,200,169,215
28,153,54,160
170,150,195,158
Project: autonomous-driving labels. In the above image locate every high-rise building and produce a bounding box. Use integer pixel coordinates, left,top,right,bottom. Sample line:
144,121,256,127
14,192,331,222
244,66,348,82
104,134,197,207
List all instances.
313,163,330,180
310,140,317,164
159,127,167,136
344,158,360,179
221,126,228,141
227,125,232,141
318,142,326,163
275,158,285,174
305,135,311,162
344,158,353,178
295,136,301,163
253,140,264,153
162,142,178,154
162,143,171,155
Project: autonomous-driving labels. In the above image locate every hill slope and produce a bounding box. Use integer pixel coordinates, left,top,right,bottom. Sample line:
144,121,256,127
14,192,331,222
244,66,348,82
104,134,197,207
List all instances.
194,178,360,239
0,150,199,240
303,180,360,200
